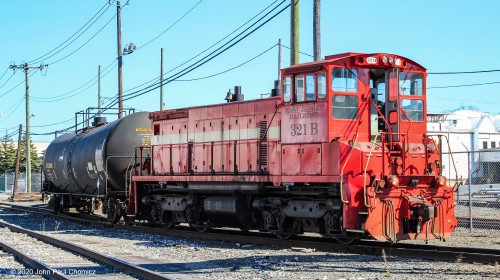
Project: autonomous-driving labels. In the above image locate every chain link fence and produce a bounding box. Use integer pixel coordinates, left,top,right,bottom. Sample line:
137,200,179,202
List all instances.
0,172,44,194
442,150,500,232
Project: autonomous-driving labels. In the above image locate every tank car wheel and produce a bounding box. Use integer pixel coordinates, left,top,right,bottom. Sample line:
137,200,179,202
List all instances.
334,237,359,245
76,205,92,214
48,196,60,214
106,203,121,224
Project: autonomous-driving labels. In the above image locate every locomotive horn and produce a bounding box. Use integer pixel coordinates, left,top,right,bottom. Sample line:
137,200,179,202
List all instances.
225,89,233,102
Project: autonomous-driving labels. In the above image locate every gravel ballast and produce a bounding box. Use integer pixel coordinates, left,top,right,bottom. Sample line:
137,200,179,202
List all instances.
0,206,498,280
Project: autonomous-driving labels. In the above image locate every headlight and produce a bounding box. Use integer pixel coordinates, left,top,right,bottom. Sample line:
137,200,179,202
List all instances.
382,56,388,64
436,176,447,187
388,175,399,187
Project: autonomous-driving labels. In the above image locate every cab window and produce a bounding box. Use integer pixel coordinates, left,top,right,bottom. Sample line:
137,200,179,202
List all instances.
318,72,326,98
399,72,423,96
332,95,358,120
332,68,357,92
283,77,291,102
306,74,315,101
295,75,305,102
401,99,423,121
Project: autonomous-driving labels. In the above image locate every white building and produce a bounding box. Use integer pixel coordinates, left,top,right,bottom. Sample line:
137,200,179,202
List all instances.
428,107,500,184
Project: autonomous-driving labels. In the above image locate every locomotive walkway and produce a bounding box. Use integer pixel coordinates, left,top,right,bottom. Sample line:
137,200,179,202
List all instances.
1,202,499,266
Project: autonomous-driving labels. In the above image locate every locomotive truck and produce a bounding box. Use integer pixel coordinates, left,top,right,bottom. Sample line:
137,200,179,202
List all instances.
43,52,458,243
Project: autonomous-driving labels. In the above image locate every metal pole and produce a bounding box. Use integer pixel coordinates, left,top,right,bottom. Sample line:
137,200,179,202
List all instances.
468,151,472,231
278,39,282,81
117,0,123,118
160,48,164,110
24,65,31,193
98,65,101,116
290,0,299,65
313,0,321,61
13,125,22,197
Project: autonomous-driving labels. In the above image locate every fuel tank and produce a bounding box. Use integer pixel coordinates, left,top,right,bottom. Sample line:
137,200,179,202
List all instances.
43,112,150,195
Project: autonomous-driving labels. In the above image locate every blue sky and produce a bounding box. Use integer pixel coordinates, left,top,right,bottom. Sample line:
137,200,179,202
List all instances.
0,0,499,142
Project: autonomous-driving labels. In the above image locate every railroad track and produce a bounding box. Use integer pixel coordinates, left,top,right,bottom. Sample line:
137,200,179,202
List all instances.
1,202,499,265
0,207,173,280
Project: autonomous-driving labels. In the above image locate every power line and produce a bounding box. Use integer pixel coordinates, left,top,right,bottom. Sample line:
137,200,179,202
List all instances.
281,44,314,58
32,4,290,138
28,1,111,64
0,67,10,83
30,0,289,137
47,11,117,65
0,72,16,91
31,60,116,102
428,69,500,75
138,0,204,51
123,0,283,96
176,43,277,82
31,117,74,128
121,0,289,101
0,70,38,98
0,95,26,124
428,81,500,89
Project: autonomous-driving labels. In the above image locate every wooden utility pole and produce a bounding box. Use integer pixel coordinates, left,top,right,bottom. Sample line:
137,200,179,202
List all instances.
160,48,165,110
9,63,46,192
313,0,321,61
290,0,299,65
12,125,22,197
117,0,124,118
98,65,102,116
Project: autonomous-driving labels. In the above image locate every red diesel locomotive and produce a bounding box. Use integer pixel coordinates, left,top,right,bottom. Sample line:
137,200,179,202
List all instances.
127,52,457,242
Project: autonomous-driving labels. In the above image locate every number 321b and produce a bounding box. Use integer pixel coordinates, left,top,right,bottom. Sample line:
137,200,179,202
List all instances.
290,123,318,136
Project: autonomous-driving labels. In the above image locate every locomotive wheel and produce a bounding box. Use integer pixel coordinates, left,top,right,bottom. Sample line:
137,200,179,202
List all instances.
335,237,359,245
123,215,135,225
160,212,175,229
274,232,294,240
192,225,210,232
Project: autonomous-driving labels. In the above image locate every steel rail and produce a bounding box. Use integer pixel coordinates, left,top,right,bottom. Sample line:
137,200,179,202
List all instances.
1,202,499,265
0,216,173,280
0,239,69,280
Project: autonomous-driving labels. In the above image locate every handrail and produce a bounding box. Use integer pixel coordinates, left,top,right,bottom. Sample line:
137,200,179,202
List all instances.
369,101,393,147
339,134,358,204
398,107,413,137
426,134,459,185
363,133,380,209
105,155,136,197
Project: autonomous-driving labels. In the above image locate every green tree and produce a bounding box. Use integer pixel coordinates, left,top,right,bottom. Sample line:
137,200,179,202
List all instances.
20,135,41,172
0,134,17,173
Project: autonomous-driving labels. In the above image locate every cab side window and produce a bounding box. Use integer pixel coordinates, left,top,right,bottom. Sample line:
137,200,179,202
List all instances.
305,74,315,101
295,75,305,102
318,72,326,98
332,95,358,120
283,77,291,102
332,68,358,92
